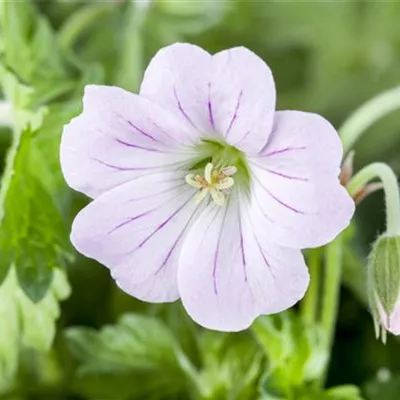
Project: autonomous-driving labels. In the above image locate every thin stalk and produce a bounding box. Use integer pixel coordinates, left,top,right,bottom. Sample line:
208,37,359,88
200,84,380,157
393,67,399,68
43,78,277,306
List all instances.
340,85,400,154
318,236,344,387
301,249,321,324
348,163,400,235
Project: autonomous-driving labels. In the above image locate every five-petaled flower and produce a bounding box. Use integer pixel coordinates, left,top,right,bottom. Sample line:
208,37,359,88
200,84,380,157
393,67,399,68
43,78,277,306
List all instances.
60,43,355,331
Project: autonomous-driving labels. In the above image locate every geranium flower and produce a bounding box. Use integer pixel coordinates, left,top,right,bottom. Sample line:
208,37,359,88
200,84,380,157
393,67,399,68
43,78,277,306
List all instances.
61,43,354,331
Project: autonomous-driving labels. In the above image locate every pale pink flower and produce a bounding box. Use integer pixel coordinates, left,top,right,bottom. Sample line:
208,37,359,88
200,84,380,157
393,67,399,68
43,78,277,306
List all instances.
60,43,354,331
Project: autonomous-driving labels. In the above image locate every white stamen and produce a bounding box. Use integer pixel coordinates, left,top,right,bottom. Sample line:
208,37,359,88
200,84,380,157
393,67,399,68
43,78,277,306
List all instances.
185,173,203,189
210,188,225,206
216,177,234,191
204,163,213,184
221,166,237,176
185,163,237,206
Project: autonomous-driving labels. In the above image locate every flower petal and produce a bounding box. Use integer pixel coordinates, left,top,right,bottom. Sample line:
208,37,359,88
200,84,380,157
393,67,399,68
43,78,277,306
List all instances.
71,172,203,302
60,85,197,198
379,299,400,335
178,195,309,332
140,43,276,153
140,43,212,133
209,47,276,153
248,111,355,249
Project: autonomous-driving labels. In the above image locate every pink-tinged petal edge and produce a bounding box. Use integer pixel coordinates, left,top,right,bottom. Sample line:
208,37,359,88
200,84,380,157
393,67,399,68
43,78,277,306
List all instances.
71,172,203,303
378,297,400,335
178,193,309,332
140,43,276,154
60,85,198,199
248,111,355,249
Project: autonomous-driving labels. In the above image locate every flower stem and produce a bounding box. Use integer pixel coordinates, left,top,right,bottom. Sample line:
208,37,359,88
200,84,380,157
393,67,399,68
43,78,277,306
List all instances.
318,236,343,387
340,86,400,154
348,163,400,235
301,249,321,324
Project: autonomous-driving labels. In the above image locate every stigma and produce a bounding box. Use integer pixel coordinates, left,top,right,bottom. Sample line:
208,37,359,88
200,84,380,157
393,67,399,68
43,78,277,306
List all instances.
185,163,236,206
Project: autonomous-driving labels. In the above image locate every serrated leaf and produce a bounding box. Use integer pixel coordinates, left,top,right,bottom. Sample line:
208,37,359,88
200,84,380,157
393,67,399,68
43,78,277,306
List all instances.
0,1,77,108
65,314,189,400
253,312,328,397
195,332,262,400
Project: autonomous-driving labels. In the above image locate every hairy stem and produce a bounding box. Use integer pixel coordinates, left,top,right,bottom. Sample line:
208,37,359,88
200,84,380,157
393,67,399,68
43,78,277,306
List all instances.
340,85,400,154
348,163,400,235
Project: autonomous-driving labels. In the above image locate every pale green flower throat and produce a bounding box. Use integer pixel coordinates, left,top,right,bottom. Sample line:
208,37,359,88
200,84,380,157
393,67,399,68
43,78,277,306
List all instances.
185,139,250,206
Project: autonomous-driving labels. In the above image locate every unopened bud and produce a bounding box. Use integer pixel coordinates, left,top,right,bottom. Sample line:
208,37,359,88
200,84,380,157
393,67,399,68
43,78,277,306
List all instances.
367,234,400,342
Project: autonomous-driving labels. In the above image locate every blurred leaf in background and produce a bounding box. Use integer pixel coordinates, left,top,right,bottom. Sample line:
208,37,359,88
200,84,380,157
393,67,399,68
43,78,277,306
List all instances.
0,268,70,394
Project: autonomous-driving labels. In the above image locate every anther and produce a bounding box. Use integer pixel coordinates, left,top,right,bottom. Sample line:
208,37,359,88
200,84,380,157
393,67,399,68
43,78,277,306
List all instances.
185,163,237,206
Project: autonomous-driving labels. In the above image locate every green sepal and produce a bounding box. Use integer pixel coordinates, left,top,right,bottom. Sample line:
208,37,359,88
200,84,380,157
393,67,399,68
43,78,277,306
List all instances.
368,234,400,317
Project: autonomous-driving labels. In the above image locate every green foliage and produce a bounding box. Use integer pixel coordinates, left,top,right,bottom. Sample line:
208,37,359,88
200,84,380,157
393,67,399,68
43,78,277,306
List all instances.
65,313,262,400
66,314,190,399
0,267,70,394
0,1,75,105
0,128,71,301
364,373,400,400
194,331,262,400
253,312,328,398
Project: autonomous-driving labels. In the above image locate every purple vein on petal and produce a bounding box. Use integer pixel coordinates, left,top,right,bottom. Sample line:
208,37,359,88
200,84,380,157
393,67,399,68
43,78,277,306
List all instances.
155,202,201,275
173,86,197,130
207,82,215,129
225,90,243,138
115,113,160,142
137,195,194,250
115,138,166,153
107,209,156,235
253,235,276,281
255,177,305,214
261,146,307,157
213,205,229,296
237,208,248,283
91,157,154,171
262,167,308,182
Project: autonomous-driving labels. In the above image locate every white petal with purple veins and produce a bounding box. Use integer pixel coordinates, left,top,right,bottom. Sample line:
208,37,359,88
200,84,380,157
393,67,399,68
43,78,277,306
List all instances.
140,43,276,153
178,193,309,331
60,85,198,198
209,47,276,153
248,111,355,248
71,172,203,301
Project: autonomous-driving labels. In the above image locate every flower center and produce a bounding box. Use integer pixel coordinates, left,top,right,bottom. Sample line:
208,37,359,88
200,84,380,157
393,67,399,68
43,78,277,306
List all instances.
185,163,237,206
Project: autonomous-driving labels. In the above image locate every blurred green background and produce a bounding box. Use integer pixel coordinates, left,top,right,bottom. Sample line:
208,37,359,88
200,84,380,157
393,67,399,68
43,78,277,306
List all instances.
1,1,400,399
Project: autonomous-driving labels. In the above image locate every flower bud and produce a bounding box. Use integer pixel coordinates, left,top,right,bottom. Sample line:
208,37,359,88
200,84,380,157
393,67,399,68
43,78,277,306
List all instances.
367,234,400,342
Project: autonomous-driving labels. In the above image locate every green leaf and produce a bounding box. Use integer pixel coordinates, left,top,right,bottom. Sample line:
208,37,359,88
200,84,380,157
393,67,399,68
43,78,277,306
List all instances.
0,1,75,105
0,267,70,393
195,331,262,400
325,385,364,399
0,64,46,131
65,314,189,399
0,127,72,301
253,312,328,398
